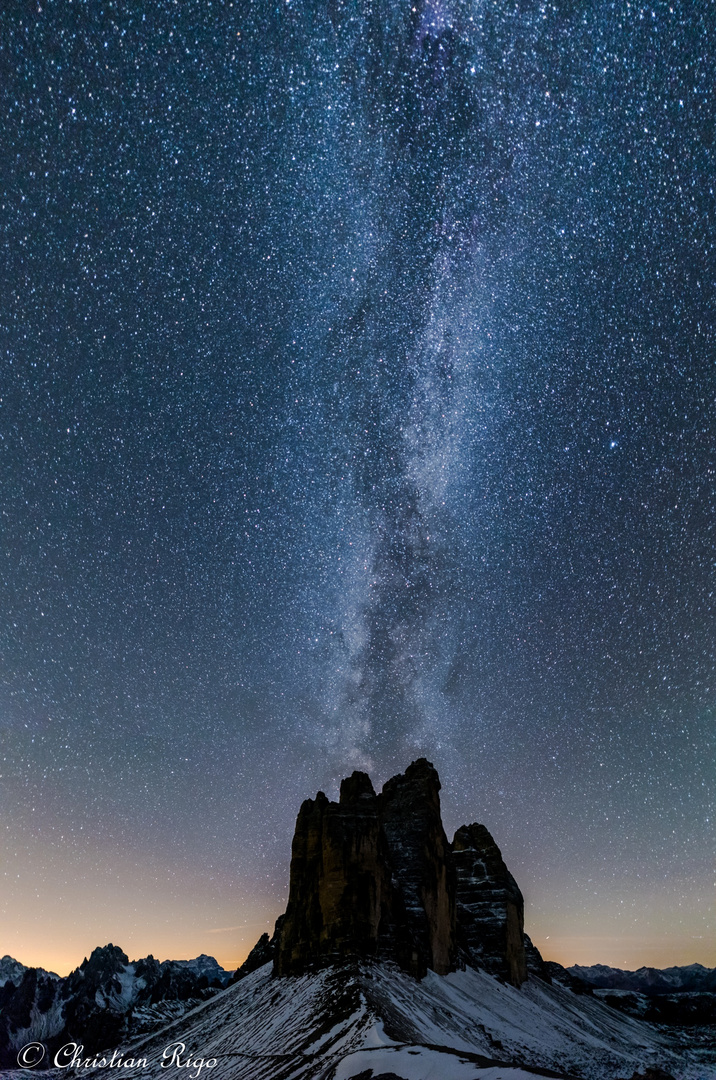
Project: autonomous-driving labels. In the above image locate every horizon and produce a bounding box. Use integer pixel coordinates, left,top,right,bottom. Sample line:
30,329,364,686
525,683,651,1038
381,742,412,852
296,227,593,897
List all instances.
5,937,716,982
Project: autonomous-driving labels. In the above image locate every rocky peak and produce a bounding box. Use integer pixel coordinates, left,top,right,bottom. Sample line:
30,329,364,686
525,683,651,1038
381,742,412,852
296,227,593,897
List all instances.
77,943,129,981
378,758,455,976
381,756,441,805
170,954,231,985
339,769,376,803
274,759,457,979
231,933,274,981
0,956,29,989
270,759,535,986
453,823,527,986
273,774,393,976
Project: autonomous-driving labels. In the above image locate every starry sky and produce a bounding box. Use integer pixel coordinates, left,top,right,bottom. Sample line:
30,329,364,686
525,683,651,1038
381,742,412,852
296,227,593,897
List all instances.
1,0,714,977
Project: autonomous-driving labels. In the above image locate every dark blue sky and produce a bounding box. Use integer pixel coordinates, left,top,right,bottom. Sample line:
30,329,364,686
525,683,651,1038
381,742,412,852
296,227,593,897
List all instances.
1,0,713,972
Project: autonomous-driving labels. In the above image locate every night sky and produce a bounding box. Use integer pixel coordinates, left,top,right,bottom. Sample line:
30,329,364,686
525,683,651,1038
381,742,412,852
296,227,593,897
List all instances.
1,0,714,976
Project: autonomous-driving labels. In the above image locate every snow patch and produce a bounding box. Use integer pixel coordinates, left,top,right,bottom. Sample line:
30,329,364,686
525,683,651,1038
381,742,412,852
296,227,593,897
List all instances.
332,1045,534,1079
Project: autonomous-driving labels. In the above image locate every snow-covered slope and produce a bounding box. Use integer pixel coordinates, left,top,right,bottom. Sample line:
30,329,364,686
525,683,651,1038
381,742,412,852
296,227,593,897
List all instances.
70,961,713,1080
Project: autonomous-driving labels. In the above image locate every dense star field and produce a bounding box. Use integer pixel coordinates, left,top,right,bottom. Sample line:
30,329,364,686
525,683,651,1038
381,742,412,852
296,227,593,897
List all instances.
1,1,714,975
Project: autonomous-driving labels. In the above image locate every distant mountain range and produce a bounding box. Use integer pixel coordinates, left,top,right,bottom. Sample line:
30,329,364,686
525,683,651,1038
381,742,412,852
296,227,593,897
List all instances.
568,963,716,995
537,960,716,1028
0,946,232,1068
0,951,231,993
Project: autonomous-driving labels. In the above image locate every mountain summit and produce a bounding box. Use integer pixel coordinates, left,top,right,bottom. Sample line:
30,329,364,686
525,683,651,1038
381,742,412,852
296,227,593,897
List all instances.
243,758,531,986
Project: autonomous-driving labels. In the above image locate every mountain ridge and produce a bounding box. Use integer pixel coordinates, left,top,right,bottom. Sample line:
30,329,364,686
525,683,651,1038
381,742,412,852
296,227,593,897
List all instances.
567,964,716,995
256,758,533,986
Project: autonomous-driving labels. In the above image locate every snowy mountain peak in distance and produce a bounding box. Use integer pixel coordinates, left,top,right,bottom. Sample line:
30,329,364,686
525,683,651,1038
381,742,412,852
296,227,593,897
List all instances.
0,953,60,987
569,963,716,995
169,955,230,983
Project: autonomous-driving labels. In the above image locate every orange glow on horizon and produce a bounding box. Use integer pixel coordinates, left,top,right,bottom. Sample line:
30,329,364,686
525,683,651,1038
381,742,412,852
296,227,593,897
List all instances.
6,929,715,980
531,933,716,972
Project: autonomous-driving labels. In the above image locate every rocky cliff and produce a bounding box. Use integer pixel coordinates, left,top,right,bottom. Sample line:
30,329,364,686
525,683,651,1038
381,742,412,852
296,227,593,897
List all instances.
452,822,527,985
271,758,527,984
273,772,396,975
379,759,455,977
274,761,454,978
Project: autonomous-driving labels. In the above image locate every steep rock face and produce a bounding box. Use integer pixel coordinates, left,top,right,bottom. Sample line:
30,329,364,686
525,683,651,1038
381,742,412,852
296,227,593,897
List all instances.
0,966,62,1066
274,760,456,978
379,758,455,976
272,759,539,985
523,933,551,982
452,823,527,986
274,772,399,976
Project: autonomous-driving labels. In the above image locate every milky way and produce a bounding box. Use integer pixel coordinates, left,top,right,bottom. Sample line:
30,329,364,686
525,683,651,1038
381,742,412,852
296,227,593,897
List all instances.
1,1,714,973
